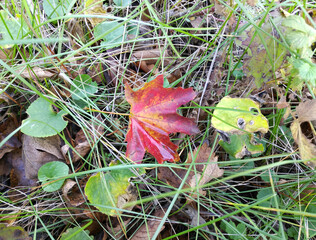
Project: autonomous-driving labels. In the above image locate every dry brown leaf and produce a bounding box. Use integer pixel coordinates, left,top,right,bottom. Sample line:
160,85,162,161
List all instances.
158,143,223,201
18,66,55,80
276,95,289,109
290,119,316,168
130,209,165,240
0,117,21,160
246,0,258,6
132,49,172,73
62,178,86,207
296,99,316,122
22,135,64,180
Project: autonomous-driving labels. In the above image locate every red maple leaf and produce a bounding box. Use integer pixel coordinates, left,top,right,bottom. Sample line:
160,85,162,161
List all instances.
125,75,199,164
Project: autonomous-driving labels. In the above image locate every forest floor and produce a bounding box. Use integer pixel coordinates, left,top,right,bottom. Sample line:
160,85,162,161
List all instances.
0,0,315,239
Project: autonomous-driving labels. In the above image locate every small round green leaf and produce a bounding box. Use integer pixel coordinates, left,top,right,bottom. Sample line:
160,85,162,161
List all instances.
21,98,68,137
38,161,69,192
60,226,94,240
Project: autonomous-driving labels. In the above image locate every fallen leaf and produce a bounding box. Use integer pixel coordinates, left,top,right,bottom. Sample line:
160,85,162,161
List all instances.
290,99,316,168
158,143,223,201
296,99,316,122
132,50,172,73
291,119,316,168
276,95,289,109
0,117,21,160
246,0,258,6
18,66,55,80
62,178,87,207
0,224,31,240
85,161,145,216
125,75,199,163
6,149,37,187
22,134,64,181
130,209,165,240
84,0,108,27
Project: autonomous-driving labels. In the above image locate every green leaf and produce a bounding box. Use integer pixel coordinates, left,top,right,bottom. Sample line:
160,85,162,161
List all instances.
21,97,68,137
291,58,316,86
94,21,137,48
0,224,30,240
219,133,265,158
94,21,125,48
282,15,316,54
113,0,132,7
211,96,269,134
71,74,98,101
221,221,246,240
85,161,145,216
38,161,69,192
60,226,94,240
0,10,29,48
43,0,73,21
256,187,280,208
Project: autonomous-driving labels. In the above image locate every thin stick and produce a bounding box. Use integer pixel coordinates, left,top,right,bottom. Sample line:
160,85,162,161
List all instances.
85,108,130,116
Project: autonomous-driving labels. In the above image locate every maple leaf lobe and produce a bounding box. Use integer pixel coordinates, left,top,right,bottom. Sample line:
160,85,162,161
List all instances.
125,75,199,164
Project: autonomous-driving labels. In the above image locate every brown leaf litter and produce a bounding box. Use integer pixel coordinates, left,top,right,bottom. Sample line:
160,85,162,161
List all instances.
158,143,223,202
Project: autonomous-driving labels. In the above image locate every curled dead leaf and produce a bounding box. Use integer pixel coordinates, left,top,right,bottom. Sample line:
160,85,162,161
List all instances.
290,119,316,168
18,66,55,80
22,135,64,181
296,99,316,122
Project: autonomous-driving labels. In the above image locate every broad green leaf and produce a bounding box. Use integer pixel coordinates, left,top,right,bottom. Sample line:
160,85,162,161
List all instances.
220,221,246,240
291,58,316,86
38,161,69,192
256,187,280,208
219,133,265,158
71,74,98,101
0,10,28,48
212,97,268,158
21,98,68,137
85,161,145,216
94,21,125,48
0,224,30,240
60,226,94,240
282,15,316,55
212,96,269,134
113,0,132,7
43,0,73,21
